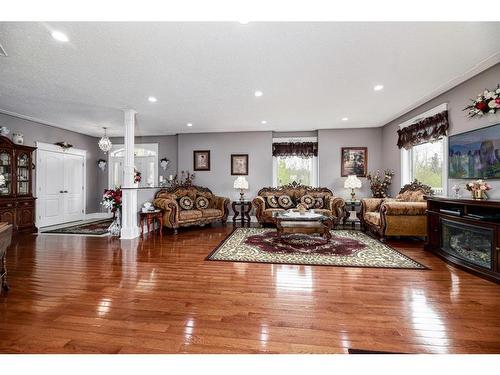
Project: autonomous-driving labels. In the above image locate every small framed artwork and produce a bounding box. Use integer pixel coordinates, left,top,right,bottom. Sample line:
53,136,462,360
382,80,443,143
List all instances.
193,150,211,171
231,154,249,175
341,147,368,177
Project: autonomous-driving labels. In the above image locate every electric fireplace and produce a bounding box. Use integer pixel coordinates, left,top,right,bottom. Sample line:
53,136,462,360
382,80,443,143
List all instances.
441,219,493,270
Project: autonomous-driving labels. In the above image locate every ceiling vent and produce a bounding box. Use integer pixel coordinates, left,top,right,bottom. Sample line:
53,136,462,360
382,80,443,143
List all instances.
0,43,8,57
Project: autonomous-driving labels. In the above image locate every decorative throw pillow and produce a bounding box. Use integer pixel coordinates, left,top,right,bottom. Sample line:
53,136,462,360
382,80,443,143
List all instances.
266,195,279,208
195,196,210,210
314,197,324,209
278,195,293,209
300,194,315,209
178,196,194,210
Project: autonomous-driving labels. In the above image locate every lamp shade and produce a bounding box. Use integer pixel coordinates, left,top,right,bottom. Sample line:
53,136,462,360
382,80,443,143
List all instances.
344,175,362,189
233,176,249,190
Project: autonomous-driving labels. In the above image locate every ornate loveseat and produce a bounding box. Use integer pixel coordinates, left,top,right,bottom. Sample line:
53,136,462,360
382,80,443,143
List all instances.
252,182,345,226
360,180,433,241
153,185,229,234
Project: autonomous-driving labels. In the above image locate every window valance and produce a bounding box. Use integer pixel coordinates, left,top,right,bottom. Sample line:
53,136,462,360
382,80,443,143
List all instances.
397,110,449,150
272,142,318,158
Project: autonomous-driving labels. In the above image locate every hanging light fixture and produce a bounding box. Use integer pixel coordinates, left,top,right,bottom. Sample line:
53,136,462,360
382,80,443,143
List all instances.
98,127,112,153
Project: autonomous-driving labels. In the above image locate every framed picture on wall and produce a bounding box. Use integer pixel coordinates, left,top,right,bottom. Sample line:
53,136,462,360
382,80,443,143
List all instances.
231,154,248,175
341,147,368,177
193,150,210,171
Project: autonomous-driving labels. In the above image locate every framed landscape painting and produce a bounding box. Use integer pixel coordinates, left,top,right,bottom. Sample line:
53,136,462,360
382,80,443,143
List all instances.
341,147,368,177
449,123,500,179
231,154,248,175
193,150,210,171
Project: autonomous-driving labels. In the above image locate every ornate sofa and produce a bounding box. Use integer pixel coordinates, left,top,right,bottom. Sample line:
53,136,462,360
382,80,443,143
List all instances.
252,181,345,226
360,180,433,241
153,185,229,234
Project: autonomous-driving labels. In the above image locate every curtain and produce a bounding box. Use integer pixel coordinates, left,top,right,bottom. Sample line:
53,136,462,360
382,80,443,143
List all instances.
397,110,449,150
272,142,318,158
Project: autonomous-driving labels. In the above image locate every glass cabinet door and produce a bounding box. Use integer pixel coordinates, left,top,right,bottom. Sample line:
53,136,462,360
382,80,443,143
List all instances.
0,150,12,196
16,152,30,196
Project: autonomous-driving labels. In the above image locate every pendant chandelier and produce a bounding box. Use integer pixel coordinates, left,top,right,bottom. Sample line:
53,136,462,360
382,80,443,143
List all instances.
98,127,112,153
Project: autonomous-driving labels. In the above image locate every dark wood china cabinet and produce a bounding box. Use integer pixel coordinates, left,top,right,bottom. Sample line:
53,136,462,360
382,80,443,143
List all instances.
0,135,37,232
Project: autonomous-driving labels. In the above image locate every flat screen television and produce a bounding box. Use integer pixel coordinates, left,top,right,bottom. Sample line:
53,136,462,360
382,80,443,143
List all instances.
448,123,500,179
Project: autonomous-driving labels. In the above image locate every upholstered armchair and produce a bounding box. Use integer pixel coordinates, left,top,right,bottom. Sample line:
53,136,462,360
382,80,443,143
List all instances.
153,185,229,234
252,181,345,226
360,180,432,241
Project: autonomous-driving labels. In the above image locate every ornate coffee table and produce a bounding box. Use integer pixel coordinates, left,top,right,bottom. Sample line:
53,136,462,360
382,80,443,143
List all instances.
273,211,335,242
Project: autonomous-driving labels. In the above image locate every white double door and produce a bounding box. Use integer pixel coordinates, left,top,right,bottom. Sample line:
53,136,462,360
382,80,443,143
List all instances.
37,147,85,227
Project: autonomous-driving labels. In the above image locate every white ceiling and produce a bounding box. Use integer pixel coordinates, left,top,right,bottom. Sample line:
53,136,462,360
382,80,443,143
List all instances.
0,22,499,137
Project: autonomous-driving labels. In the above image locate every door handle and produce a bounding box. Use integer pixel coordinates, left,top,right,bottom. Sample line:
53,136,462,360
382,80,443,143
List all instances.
59,190,64,193
63,190,68,193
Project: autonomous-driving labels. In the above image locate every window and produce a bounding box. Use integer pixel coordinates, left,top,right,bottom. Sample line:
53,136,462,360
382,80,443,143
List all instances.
400,104,448,195
272,137,318,187
410,138,445,194
108,143,158,188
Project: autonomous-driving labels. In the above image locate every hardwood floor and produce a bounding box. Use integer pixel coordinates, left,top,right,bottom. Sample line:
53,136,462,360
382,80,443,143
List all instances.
1,224,500,354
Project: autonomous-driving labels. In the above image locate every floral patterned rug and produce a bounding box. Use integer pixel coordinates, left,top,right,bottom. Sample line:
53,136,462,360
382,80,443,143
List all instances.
207,228,426,269
42,219,114,235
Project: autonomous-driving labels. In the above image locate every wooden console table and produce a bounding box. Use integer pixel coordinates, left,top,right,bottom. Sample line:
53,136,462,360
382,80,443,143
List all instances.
425,196,500,284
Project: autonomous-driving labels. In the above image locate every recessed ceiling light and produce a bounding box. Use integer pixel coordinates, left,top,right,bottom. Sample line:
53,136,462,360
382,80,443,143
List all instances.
261,120,267,124
186,123,193,127
51,30,69,42
373,84,384,91
341,117,349,121
148,96,157,103
254,90,263,97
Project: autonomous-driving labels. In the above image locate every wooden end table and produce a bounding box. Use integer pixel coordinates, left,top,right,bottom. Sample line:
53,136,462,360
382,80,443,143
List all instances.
139,210,164,237
274,211,334,242
343,199,361,229
232,200,252,226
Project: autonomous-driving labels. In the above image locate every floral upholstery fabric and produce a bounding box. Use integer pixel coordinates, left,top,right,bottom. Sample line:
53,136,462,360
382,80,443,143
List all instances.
278,195,293,209
179,210,202,221
201,208,223,218
266,196,279,208
313,197,324,209
363,212,381,227
381,201,426,215
362,198,384,212
179,196,194,210
195,196,210,210
300,194,315,209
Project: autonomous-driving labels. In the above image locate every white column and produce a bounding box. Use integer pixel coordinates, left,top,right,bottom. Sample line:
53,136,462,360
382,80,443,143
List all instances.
120,108,140,239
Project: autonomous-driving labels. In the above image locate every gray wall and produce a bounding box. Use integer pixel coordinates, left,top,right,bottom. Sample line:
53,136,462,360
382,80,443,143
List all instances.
318,128,383,200
0,113,101,213
177,132,273,201
382,63,500,198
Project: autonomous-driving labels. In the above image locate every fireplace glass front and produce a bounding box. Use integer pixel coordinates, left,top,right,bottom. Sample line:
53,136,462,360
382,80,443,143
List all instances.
441,219,493,270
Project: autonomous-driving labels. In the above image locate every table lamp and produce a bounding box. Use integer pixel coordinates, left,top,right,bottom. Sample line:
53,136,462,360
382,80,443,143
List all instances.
234,176,249,201
344,175,362,200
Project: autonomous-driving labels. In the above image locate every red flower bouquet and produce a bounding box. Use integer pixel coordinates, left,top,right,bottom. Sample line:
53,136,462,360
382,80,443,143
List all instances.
101,188,122,213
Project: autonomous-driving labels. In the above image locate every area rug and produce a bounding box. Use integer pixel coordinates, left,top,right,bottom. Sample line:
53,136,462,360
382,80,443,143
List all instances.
42,219,114,235
207,228,426,269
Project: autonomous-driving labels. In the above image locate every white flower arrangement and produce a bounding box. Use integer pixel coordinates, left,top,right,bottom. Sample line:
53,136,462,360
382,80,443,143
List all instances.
464,85,500,118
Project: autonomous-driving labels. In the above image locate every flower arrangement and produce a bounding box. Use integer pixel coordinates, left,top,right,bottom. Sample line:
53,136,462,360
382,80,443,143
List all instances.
101,188,122,213
134,169,142,184
464,85,500,118
466,179,492,200
366,169,395,198
170,170,196,188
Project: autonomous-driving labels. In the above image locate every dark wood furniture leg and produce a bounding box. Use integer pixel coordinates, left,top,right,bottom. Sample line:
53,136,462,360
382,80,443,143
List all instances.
232,201,240,224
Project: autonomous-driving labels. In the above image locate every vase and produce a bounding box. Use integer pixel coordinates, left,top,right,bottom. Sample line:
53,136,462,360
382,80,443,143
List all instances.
472,190,486,200
109,209,121,236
